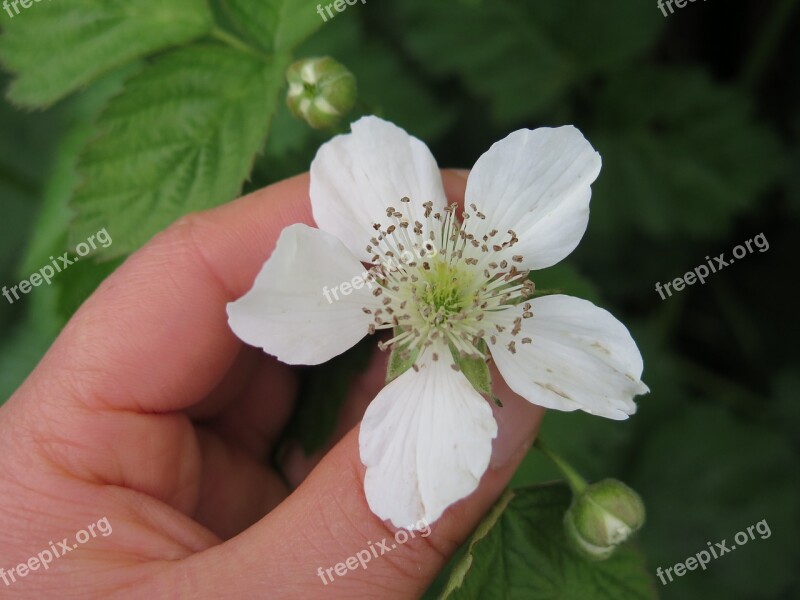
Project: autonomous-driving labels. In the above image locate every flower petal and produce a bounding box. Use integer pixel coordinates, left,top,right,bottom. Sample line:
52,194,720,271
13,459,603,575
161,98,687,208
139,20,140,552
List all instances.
359,351,498,528
465,126,601,270
311,116,447,262
490,295,648,420
227,224,381,365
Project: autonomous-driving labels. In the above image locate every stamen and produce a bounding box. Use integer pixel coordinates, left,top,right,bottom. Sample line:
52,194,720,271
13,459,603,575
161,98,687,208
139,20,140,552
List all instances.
360,199,534,362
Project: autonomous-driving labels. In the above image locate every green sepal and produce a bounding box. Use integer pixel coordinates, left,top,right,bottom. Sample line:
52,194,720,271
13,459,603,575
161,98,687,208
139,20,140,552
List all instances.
450,340,499,404
386,328,420,383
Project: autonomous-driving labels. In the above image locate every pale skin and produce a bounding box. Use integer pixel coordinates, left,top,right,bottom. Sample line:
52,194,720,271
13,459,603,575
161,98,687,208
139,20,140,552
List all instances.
0,170,544,598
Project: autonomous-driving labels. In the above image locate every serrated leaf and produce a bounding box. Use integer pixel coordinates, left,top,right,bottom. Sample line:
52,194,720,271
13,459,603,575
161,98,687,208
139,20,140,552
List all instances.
69,45,284,259
219,0,324,54
391,0,663,124
441,482,658,600
0,0,214,107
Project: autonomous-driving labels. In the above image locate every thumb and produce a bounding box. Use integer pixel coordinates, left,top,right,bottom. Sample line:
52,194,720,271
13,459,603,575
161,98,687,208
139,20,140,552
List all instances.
177,375,544,598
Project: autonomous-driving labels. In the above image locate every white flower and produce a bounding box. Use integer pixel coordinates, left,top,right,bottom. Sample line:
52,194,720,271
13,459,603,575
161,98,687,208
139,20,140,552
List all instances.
227,116,649,528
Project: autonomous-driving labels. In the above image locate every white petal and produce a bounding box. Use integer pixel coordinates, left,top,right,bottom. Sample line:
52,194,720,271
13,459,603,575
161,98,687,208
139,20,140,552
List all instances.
311,116,447,262
227,224,380,365
490,295,648,420
359,352,498,528
465,126,601,270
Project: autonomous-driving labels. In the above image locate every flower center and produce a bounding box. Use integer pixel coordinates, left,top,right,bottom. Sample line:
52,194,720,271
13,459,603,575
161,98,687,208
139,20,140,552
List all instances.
363,199,535,367
418,261,475,324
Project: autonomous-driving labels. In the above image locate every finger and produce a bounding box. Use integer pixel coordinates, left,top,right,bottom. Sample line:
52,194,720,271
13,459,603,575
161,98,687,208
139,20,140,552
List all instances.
178,374,544,598
280,347,388,487
24,170,470,416
19,173,314,415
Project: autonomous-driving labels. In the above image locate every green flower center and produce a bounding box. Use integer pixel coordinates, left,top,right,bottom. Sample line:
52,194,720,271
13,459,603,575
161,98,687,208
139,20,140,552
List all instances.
417,260,476,325
363,199,535,366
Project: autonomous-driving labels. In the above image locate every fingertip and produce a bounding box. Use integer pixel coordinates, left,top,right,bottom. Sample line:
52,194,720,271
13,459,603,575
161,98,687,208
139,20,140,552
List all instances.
442,169,469,207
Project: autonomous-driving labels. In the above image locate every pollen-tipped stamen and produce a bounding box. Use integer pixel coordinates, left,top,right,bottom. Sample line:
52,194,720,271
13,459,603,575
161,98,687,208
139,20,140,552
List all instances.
362,198,535,367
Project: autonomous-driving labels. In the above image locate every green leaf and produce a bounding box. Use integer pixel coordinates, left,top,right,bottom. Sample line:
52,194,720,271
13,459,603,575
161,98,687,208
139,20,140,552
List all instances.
588,67,784,242
0,73,63,330
441,482,658,599
18,65,139,278
0,68,136,402
0,286,62,404
283,338,374,455
69,44,285,259
0,0,214,107
391,0,663,124
628,403,800,600
219,0,324,54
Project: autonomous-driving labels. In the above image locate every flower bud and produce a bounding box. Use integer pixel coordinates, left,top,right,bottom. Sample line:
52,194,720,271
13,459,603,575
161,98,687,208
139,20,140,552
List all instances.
286,57,356,129
564,479,645,560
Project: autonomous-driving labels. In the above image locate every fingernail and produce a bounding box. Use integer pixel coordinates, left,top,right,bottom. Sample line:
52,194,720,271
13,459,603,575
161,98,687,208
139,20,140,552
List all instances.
446,168,470,181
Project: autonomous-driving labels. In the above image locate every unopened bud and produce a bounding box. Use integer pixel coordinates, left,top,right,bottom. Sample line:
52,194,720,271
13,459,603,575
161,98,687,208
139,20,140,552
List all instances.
286,57,356,129
564,479,645,560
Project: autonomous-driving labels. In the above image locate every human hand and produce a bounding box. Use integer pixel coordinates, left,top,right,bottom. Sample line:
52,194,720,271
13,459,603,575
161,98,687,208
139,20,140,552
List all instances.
0,171,544,599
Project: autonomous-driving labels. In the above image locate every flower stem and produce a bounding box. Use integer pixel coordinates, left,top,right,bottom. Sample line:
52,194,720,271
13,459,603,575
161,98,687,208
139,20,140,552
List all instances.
533,438,587,494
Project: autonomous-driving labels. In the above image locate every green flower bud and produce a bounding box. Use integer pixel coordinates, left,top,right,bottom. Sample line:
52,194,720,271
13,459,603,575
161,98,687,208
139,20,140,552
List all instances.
286,57,356,129
564,479,645,561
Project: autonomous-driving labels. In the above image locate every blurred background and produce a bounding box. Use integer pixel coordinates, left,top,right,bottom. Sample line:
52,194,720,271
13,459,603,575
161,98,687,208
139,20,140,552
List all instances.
1,0,798,598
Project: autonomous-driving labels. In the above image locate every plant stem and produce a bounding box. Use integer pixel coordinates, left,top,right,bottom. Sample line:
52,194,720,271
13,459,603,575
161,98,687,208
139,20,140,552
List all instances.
740,0,799,89
533,438,587,494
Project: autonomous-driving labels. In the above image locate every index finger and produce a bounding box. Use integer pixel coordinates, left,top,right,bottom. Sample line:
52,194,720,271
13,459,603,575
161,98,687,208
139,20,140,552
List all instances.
19,170,468,415
22,173,314,414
